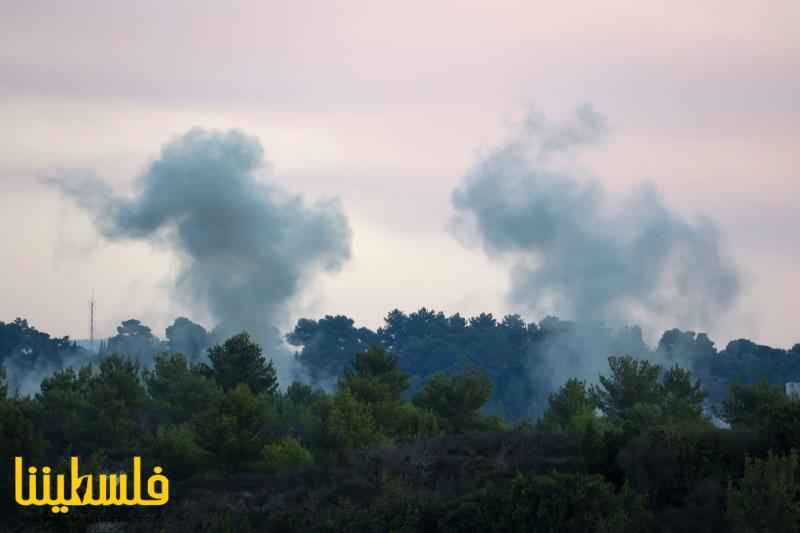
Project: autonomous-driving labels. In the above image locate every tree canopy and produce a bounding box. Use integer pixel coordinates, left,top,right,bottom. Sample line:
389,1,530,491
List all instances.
197,332,279,396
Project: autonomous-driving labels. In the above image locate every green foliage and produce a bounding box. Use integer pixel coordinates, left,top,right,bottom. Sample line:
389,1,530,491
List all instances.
288,308,800,423
502,472,653,532
288,315,379,382
579,416,617,474
165,316,213,362
719,381,800,454
34,355,147,454
341,344,409,404
147,423,211,480
589,355,706,432
661,365,706,421
0,318,87,394
266,393,325,447
711,339,800,391
145,352,223,424
4,324,798,531
763,399,800,454
324,388,385,449
727,451,800,533
371,401,440,439
34,366,94,451
0,396,44,460
292,310,626,421
619,421,732,508
83,355,149,451
262,437,314,472
539,378,595,432
102,318,161,363
590,355,662,423
193,383,276,471
413,367,494,432
334,344,440,441
199,332,279,395
286,381,320,406
721,380,787,429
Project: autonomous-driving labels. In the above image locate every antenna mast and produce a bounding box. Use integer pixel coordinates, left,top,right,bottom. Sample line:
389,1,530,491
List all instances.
89,293,95,349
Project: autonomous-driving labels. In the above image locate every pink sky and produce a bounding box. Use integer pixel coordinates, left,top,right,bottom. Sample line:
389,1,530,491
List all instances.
1,0,797,348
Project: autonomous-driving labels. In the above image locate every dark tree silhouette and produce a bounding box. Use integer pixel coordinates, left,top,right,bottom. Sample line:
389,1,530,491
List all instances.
198,331,278,395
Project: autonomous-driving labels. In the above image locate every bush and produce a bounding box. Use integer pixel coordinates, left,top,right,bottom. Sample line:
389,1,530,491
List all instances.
504,472,652,533
325,389,386,449
147,424,211,480
262,437,314,472
727,450,800,533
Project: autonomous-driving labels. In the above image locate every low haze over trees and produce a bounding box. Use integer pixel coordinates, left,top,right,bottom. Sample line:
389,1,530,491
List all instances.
289,308,800,419
1,311,799,532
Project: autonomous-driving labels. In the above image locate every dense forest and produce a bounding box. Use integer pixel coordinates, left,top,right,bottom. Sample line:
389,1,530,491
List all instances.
1,312,799,532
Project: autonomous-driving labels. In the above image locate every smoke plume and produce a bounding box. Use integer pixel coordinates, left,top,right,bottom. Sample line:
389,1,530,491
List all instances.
48,128,351,383
452,105,740,335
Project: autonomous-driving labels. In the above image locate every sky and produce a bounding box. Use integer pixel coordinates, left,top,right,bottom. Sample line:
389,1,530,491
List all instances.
1,0,797,350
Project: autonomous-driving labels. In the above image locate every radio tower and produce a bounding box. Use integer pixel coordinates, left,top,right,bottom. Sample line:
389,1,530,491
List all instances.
89,293,95,349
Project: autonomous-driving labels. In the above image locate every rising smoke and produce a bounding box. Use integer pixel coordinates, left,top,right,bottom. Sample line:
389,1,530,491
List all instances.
47,128,351,383
451,105,741,384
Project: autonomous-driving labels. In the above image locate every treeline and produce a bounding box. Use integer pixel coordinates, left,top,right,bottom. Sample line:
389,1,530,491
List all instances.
290,309,800,417
4,310,798,418
0,319,89,395
0,317,214,396
1,330,800,532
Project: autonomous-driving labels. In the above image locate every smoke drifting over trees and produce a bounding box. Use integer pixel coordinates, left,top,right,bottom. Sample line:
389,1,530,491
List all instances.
36,108,748,401
0,318,94,395
451,105,741,333
47,129,352,381
36,106,752,400
3,317,799,532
